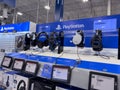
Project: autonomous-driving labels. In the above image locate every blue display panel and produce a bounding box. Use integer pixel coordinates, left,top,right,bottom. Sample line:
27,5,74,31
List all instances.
0,22,30,33
36,14,120,48
94,19,117,32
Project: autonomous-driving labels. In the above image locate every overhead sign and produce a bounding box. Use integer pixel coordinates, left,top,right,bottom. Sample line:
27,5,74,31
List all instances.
0,22,30,32
55,0,64,21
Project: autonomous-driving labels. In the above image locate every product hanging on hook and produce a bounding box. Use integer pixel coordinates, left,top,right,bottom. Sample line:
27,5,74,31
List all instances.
72,30,84,48
91,30,103,53
30,32,37,47
24,33,31,50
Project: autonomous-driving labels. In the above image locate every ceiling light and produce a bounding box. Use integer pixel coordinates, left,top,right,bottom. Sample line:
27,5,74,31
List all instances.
0,16,3,18
44,5,50,10
17,12,23,16
82,0,88,2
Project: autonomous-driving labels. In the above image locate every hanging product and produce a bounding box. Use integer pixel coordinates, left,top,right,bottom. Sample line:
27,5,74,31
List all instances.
37,32,49,48
58,31,64,54
72,30,84,48
24,33,31,50
49,32,59,51
91,30,103,52
30,32,37,47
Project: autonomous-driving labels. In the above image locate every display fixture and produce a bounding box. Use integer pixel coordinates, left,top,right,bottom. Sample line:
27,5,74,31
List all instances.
12,58,25,71
72,30,84,48
24,61,40,75
52,65,71,83
1,56,13,68
88,71,118,90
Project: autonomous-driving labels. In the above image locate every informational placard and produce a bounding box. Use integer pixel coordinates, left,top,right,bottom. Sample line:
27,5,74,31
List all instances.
25,61,39,75
2,56,12,68
53,67,68,80
13,59,24,70
89,72,118,90
52,65,71,83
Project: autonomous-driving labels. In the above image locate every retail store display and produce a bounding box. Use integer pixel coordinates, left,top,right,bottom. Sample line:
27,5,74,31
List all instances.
72,30,84,48
91,30,103,53
37,32,49,48
88,71,118,90
49,32,59,51
30,32,37,47
24,33,31,50
1,56,13,68
58,31,64,54
52,65,71,83
12,58,25,71
29,77,55,90
24,61,40,76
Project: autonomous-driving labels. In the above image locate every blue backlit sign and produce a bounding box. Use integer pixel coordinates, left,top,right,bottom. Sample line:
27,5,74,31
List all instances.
0,22,30,33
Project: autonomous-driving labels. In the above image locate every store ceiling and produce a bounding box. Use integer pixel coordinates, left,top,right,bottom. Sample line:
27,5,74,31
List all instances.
1,0,120,24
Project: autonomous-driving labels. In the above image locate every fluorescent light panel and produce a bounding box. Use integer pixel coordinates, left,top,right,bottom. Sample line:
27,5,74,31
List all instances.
44,5,50,10
17,12,23,16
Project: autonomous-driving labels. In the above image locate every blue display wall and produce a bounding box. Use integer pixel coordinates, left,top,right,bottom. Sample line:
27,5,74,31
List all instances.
36,14,120,48
0,21,30,32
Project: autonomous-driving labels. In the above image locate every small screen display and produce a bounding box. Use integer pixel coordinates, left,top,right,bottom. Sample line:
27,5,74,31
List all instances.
1,56,12,68
89,72,118,90
52,65,71,83
25,61,39,75
13,59,24,70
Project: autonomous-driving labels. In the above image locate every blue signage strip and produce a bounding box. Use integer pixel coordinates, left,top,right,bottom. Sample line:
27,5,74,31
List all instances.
0,21,30,32
55,0,64,21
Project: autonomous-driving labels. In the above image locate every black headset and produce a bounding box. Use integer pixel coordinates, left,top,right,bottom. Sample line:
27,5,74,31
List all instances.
24,33,31,50
17,36,24,48
17,80,26,90
91,30,103,52
30,32,37,47
37,32,49,48
6,76,9,87
49,32,59,51
72,30,84,48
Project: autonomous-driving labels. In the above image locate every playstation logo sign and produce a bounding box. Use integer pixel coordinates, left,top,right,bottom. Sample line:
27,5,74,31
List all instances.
56,25,62,30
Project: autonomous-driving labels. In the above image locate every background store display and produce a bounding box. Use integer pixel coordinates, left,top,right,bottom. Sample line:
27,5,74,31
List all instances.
12,58,25,71
52,65,71,83
91,30,103,54
88,71,118,90
24,61,40,76
24,33,31,51
72,30,84,48
37,32,49,49
1,56,13,68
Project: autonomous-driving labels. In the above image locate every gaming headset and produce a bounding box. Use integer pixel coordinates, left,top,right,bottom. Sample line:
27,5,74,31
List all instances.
17,36,24,48
91,30,103,52
17,80,26,90
49,32,59,51
24,33,31,50
30,32,37,47
72,30,84,48
37,32,49,48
